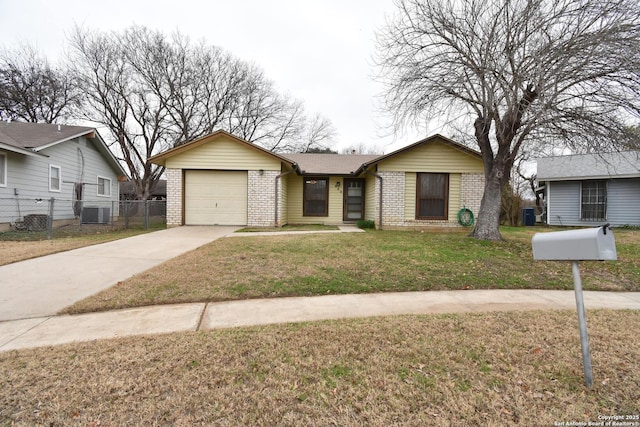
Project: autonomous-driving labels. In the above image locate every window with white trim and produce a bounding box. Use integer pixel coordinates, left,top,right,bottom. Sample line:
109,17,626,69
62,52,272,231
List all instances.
97,176,112,197
581,180,606,220
0,152,6,187
49,165,61,192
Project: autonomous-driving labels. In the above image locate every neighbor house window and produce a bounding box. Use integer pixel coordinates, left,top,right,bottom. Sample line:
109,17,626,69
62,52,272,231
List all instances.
581,180,606,220
97,176,112,197
303,178,328,216
416,172,449,219
0,152,6,187
49,165,61,192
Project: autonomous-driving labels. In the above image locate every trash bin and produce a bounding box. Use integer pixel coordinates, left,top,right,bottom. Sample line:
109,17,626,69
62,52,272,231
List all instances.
522,208,535,226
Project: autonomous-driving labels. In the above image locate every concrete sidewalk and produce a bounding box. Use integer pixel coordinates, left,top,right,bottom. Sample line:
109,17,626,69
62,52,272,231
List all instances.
2,289,639,352
0,226,239,321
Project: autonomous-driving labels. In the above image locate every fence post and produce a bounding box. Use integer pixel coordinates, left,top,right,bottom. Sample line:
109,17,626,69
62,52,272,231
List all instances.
144,200,149,229
122,201,128,228
47,197,55,240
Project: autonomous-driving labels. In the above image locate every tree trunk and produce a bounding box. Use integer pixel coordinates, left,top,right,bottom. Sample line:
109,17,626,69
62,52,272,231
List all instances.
470,170,504,240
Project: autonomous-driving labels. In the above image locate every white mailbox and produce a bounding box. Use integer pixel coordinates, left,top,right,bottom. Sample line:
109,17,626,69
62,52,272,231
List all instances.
531,224,618,388
532,225,617,261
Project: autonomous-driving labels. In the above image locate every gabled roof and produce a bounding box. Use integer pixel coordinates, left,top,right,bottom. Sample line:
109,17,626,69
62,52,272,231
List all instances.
0,121,127,176
148,129,297,168
355,134,482,174
537,151,640,181
284,153,380,175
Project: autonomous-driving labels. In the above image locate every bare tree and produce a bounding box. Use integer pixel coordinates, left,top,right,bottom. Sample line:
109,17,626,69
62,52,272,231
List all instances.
0,45,77,123
340,143,384,155
67,25,336,198
377,0,640,240
67,27,170,200
297,114,337,153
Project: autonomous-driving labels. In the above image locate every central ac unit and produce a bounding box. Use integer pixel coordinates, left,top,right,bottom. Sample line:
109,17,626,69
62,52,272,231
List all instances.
81,206,110,224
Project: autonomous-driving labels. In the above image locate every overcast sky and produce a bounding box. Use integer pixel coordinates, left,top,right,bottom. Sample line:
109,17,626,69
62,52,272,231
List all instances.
0,0,436,153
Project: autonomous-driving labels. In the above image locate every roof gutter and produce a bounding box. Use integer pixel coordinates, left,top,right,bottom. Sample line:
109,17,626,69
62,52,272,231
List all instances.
0,142,47,157
361,166,383,230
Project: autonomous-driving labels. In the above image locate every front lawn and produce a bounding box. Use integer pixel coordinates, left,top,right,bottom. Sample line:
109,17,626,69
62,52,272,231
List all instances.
62,228,640,314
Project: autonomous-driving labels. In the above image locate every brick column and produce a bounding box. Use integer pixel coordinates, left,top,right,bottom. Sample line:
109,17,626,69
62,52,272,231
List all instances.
460,173,485,218
166,168,182,227
247,170,278,227
379,171,405,227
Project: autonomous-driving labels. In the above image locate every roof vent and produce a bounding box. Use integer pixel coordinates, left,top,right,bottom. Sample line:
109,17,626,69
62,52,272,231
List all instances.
57,124,61,132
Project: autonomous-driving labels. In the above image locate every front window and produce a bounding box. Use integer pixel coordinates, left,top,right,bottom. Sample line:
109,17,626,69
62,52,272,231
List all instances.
49,165,61,192
581,180,606,220
97,176,112,197
303,178,328,216
0,152,6,187
416,172,449,219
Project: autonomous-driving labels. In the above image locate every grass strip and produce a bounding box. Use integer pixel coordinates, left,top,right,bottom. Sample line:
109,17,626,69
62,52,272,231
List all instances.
1,310,638,425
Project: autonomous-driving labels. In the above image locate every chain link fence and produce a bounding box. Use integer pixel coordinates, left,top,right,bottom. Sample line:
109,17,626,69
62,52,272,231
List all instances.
0,197,166,240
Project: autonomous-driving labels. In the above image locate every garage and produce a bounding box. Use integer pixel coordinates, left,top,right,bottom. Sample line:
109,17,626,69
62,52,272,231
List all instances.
184,170,248,225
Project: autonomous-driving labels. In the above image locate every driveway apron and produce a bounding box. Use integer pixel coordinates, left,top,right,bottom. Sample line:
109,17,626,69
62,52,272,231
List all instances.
0,226,237,321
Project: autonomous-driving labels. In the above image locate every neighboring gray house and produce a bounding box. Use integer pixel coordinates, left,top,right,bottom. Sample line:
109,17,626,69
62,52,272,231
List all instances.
537,151,640,227
0,122,127,229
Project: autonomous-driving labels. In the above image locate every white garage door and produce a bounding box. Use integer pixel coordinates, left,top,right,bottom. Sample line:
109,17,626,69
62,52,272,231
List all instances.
184,170,248,225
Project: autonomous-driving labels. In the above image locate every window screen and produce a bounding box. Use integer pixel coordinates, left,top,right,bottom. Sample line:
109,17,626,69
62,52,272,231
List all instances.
417,173,449,219
304,178,328,216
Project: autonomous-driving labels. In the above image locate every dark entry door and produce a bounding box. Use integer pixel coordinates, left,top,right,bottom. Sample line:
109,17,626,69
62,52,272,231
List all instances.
343,179,365,221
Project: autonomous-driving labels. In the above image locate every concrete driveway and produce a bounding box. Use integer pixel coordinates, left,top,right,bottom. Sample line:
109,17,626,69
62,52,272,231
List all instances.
0,226,238,321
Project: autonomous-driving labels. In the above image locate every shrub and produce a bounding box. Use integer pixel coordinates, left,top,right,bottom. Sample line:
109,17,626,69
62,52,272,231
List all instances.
356,219,376,229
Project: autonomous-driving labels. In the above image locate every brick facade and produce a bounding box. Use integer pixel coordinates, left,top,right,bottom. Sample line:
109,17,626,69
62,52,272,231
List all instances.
374,171,486,229
247,170,278,227
165,168,182,227
377,171,405,227
460,173,485,219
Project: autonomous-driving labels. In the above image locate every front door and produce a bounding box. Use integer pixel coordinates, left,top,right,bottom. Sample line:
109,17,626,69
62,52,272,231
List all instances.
343,179,365,221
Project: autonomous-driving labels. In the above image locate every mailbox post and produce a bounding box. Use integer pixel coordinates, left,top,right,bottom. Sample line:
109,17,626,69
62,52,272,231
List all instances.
532,224,617,388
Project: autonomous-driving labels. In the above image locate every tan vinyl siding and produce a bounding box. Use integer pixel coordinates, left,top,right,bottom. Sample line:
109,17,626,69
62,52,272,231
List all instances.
365,175,376,222
279,171,289,225
165,136,281,171
327,177,343,222
287,176,344,224
404,172,416,220
448,174,461,220
286,175,304,223
404,172,461,221
377,140,483,173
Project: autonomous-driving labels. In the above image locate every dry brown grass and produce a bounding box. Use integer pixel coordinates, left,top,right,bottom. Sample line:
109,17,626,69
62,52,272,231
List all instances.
0,228,154,266
62,228,640,314
1,310,638,426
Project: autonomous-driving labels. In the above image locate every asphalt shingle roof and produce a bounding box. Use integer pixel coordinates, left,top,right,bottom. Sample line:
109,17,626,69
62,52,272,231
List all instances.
0,122,95,150
283,153,381,175
537,151,640,180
